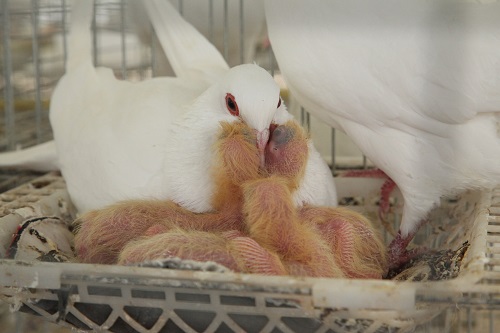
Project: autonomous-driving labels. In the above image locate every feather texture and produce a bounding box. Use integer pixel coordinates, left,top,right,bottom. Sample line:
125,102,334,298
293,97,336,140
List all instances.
76,121,384,278
50,0,336,213
1,0,336,214
265,0,500,238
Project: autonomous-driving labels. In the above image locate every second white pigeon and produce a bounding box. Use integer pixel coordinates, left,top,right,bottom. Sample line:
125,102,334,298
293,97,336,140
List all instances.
265,0,500,265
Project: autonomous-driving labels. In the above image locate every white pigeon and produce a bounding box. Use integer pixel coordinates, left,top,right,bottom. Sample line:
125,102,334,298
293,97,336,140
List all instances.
265,0,500,265
128,0,266,74
1,0,337,215
25,30,152,79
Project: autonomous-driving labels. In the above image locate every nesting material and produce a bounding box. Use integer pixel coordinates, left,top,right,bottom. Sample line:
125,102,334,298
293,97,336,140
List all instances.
388,241,469,281
0,173,481,333
135,257,232,273
5,213,469,283
7,216,75,262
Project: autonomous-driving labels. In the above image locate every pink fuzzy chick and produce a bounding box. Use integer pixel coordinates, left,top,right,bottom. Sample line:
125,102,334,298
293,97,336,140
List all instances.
75,120,387,278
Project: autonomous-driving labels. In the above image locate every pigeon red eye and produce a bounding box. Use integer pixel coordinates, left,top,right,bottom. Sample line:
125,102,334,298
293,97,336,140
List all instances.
277,98,281,108
225,93,239,116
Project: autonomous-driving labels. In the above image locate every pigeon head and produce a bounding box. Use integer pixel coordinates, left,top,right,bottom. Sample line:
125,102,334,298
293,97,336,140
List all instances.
218,64,282,167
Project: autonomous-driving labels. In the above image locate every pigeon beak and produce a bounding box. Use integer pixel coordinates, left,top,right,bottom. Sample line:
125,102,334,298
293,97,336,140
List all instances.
256,128,270,169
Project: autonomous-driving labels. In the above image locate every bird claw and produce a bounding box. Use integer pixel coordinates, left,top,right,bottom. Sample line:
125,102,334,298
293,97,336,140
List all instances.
378,178,398,237
386,230,426,272
340,168,398,237
386,246,428,279
378,208,397,239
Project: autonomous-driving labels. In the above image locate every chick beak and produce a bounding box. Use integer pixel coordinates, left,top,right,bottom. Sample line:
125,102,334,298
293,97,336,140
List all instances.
256,128,270,169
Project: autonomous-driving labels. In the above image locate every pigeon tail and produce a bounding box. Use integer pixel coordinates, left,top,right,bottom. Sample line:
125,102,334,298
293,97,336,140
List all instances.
66,0,94,72
0,141,59,171
140,0,229,80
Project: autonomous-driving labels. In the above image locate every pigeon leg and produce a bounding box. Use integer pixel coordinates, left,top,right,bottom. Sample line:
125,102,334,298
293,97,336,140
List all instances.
342,169,397,235
387,227,427,271
379,178,397,235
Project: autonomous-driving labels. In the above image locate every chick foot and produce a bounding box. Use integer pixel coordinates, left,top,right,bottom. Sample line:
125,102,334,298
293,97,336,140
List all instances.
386,229,427,273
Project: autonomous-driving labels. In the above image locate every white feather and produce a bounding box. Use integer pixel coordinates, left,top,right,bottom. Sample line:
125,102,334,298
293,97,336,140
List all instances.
2,0,336,214
0,141,58,171
265,0,500,236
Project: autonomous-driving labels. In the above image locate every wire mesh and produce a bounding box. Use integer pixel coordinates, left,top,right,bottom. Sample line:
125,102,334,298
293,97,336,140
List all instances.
0,0,368,172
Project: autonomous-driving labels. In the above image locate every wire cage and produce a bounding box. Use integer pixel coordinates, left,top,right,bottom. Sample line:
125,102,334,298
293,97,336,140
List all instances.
1,1,499,332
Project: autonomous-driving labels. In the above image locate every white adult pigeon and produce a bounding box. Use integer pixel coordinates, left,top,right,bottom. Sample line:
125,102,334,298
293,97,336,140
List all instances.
1,0,336,215
265,0,500,267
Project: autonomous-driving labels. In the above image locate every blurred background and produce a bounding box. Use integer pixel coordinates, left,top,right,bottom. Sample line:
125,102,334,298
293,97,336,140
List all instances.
0,0,367,180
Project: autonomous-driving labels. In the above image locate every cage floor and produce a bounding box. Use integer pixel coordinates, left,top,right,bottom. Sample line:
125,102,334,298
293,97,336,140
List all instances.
0,170,46,193
0,303,71,333
0,173,498,333
0,301,497,333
